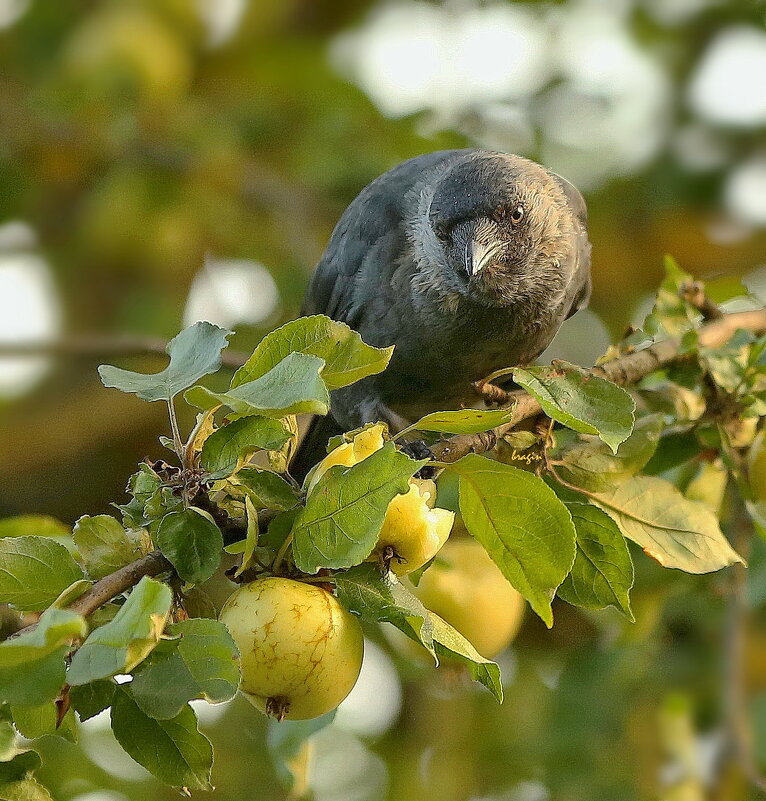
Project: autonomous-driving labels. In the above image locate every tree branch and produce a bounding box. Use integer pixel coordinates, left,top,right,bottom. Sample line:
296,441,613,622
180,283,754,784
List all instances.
430,308,766,463
0,335,248,368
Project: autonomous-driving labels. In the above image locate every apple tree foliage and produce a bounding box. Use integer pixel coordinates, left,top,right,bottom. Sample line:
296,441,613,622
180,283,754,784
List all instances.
0,259,763,796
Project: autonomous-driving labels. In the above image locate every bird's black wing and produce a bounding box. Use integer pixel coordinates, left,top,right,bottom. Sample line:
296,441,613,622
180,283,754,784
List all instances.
302,150,471,330
551,171,592,319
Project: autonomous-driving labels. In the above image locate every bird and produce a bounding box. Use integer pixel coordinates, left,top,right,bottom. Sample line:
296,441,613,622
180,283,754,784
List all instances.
292,148,591,479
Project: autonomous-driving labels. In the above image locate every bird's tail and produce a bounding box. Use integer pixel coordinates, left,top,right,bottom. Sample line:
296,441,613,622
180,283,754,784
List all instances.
290,414,344,484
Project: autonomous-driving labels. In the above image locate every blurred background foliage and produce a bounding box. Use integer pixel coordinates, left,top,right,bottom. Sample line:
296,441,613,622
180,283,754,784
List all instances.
2,0,766,799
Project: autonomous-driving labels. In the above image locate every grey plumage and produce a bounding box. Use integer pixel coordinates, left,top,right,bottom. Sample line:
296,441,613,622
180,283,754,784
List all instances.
296,148,591,474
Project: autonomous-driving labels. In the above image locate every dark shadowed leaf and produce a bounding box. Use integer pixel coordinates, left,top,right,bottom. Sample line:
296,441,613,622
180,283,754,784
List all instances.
231,315,393,391
451,454,576,627
558,504,634,618
155,508,223,585
292,444,425,573
334,564,434,651
514,361,635,453
130,618,240,720
98,322,232,401
235,468,300,511
110,689,212,790
70,680,116,722
553,414,663,492
73,515,143,579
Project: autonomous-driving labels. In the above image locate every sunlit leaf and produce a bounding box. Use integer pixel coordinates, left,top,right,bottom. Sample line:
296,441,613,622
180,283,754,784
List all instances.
451,454,576,627
187,352,329,418
593,475,744,573
0,609,85,707
231,315,393,391
404,408,514,436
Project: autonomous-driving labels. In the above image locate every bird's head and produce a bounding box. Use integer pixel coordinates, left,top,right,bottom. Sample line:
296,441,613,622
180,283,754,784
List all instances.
411,152,582,309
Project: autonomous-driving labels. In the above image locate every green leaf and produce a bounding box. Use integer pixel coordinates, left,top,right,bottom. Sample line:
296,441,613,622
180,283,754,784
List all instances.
334,564,434,651
513,361,635,453
234,497,259,578
0,537,84,611
292,443,425,573
72,515,142,580
553,414,663,492
187,352,330,418
557,504,634,618
592,475,745,573
403,408,515,436
235,468,300,511
0,609,86,669
98,321,232,402
427,613,503,702
110,689,212,790
155,508,223,585
451,454,576,627
67,577,172,685
130,619,240,720
201,416,292,475
69,680,115,722
10,705,57,740
0,609,85,707
231,314,393,391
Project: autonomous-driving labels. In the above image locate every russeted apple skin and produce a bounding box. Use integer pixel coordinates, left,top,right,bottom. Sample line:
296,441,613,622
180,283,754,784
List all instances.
220,578,364,720
411,538,525,658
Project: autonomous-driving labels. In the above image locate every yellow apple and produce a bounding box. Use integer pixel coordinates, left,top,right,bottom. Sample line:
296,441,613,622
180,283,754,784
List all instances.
306,424,386,492
370,483,453,576
220,578,364,721
411,538,525,658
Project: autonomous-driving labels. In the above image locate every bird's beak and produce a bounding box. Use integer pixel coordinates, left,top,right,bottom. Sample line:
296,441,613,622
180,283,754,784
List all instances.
466,240,501,277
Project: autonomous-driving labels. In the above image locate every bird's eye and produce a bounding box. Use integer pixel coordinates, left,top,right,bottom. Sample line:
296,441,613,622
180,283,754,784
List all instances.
510,205,525,224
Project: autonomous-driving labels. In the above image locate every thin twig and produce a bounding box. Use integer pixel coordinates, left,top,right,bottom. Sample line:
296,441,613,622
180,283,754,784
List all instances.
0,335,248,368
430,308,766,463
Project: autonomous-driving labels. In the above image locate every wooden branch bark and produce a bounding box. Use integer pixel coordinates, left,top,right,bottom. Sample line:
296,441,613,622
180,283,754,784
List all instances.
0,335,248,368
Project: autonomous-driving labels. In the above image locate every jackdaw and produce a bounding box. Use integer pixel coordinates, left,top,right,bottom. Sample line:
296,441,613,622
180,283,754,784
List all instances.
293,149,591,477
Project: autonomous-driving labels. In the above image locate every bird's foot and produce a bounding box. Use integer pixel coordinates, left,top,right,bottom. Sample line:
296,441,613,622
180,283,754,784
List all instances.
398,439,437,479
